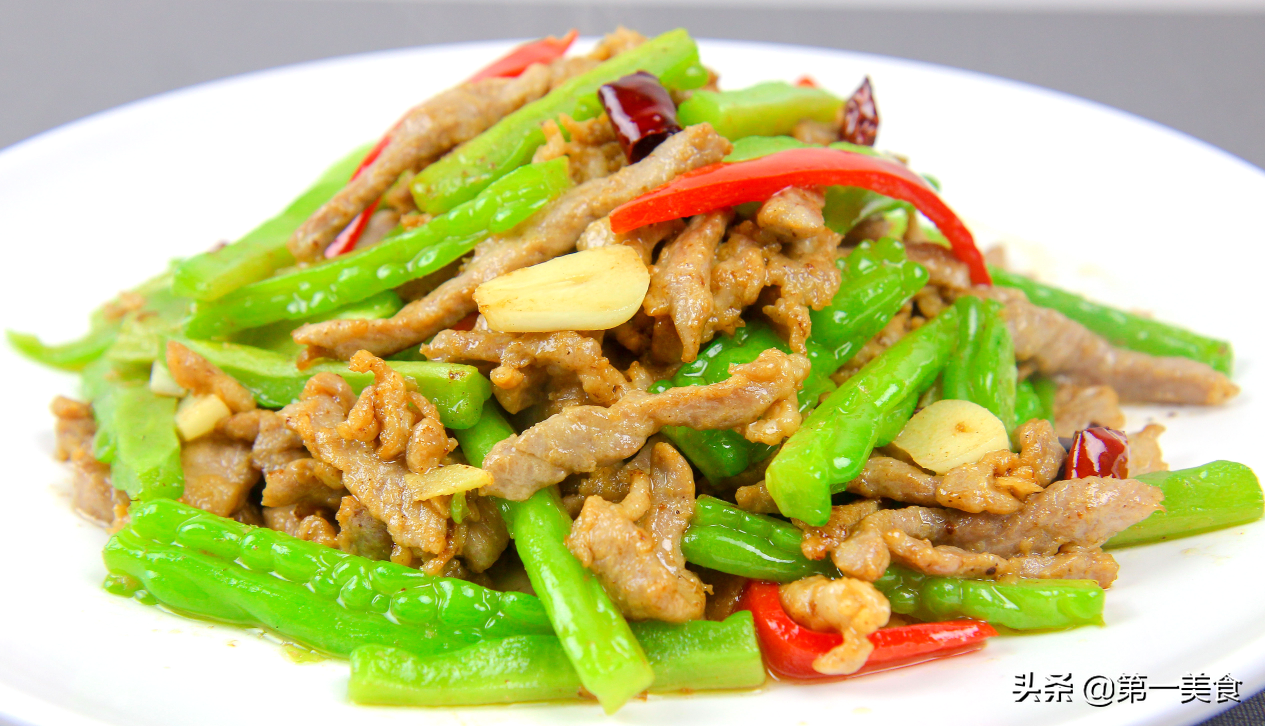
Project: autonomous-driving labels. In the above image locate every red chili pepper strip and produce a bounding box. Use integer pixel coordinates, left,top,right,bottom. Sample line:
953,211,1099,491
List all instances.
1066,426,1130,479
467,30,579,83
795,75,819,88
739,580,997,681
608,147,991,285
323,132,395,259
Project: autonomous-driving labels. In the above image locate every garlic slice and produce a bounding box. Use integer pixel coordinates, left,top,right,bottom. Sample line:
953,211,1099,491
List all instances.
473,245,650,332
890,399,1011,474
405,464,493,500
175,393,231,441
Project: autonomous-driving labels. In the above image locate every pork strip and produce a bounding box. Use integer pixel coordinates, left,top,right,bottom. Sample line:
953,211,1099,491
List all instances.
643,210,732,361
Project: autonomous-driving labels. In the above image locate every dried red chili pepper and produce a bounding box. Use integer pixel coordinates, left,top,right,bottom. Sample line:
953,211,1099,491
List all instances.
840,76,879,147
598,71,683,164
1066,426,1130,479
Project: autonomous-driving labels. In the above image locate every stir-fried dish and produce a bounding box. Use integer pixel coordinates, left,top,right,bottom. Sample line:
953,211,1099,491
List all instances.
12,28,1263,713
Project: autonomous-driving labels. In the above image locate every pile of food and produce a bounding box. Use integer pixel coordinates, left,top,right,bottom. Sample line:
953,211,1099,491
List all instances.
13,27,1262,713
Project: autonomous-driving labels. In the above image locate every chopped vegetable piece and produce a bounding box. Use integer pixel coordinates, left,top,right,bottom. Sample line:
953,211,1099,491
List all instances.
100,384,183,500
103,500,552,657
412,28,707,215
990,266,1233,374
740,580,996,680
1065,426,1129,479
676,81,841,140
172,143,370,300
348,611,765,706
467,29,579,83
473,246,650,332
185,158,571,338
839,76,879,146
767,302,962,526
941,296,1017,430
681,496,837,581
599,71,682,163
609,147,990,285
7,326,117,372
232,290,403,356
173,338,490,429
874,566,1105,630
1106,461,1263,547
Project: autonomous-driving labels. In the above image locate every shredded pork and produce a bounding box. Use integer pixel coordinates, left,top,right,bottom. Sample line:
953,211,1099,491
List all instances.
779,575,890,675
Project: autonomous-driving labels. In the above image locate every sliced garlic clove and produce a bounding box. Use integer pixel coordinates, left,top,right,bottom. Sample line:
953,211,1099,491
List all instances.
890,399,1011,474
473,245,650,332
405,464,493,500
175,393,232,441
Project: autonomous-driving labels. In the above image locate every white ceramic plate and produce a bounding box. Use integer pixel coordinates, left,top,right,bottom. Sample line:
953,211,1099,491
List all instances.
1,37,1261,726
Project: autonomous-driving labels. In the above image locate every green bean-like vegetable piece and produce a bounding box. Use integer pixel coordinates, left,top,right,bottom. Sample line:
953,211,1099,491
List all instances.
681,497,836,581
1106,461,1263,548
941,296,1017,430
411,28,707,214
101,384,183,500
677,82,841,140
348,611,765,706
767,303,961,525
103,500,552,657
184,157,571,338
173,337,489,429
990,266,1233,374
172,143,370,301
874,566,1105,630
456,401,653,713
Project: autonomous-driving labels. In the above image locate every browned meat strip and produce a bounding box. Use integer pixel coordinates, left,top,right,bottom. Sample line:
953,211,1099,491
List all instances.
1128,423,1168,476
791,118,839,145
179,434,260,517
779,575,889,675
566,442,705,622
846,420,1063,514
248,410,306,472
261,458,344,509
818,476,1162,582
52,396,95,461
702,224,767,342
336,495,393,561
422,329,628,411
481,349,810,500
735,481,781,514
883,532,1121,587
264,504,339,548
166,341,256,413
975,287,1239,405
459,495,510,573
643,210,732,361
576,217,681,266
905,241,972,292
71,447,127,528
757,190,843,353
293,123,732,360
282,372,452,565
1053,382,1126,437
798,500,881,561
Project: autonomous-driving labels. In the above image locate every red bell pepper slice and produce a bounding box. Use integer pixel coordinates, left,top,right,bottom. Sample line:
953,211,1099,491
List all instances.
608,146,991,285
323,128,397,259
739,580,997,681
467,30,579,83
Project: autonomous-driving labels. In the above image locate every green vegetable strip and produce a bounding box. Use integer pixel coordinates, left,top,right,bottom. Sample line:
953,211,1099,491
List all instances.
172,143,370,301
1032,374,1057,427
7,271,175,372
103,500,552,657
941,296,1017,430
348,612,765,706
455,401,653,713
174,338,490,429
676,81,841,140
874,566,1104,631
103,384,183,500
767,302,962,526
105,281,192,366
874,389,920,448
184,158,572,338
681,496,836,581
1013,379,1044,429
411,28,707,215
232,290,403,356
1106,461,1263,548
990,267,1234,374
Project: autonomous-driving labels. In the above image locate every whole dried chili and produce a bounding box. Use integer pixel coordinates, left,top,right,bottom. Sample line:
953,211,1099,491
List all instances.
598,71,682,163
840,76,879,146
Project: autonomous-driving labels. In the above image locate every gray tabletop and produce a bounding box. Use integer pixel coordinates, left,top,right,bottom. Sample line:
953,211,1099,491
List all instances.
1,2,1262,725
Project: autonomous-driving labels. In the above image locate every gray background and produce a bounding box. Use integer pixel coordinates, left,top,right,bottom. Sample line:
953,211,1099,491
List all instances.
0,2,1262,725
